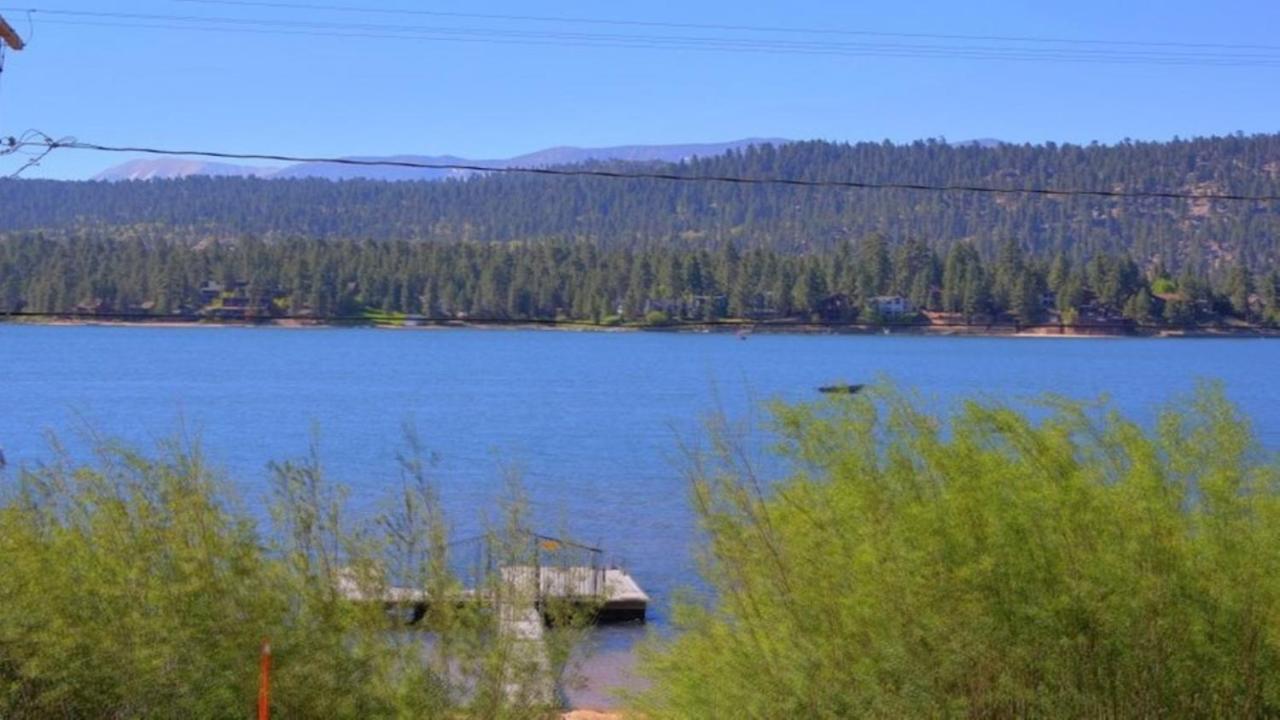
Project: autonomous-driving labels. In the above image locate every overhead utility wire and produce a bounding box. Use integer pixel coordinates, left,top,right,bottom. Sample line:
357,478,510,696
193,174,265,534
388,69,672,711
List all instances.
11,8,1263,59
0,45,7,139
8,9,1280,65
20,19,1280,67
3,130,72,177
9,136,1280,203
29,19,1280,67
171,0,1280,53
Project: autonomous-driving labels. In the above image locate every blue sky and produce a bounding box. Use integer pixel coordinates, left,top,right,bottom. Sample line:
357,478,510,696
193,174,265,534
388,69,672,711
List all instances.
0,0,1278,179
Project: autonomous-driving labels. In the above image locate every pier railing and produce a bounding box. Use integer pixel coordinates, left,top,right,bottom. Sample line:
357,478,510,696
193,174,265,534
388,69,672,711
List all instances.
449,530,606,605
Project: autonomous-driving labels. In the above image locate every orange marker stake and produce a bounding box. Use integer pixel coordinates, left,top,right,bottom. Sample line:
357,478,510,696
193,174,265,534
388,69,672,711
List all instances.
258,638,271,720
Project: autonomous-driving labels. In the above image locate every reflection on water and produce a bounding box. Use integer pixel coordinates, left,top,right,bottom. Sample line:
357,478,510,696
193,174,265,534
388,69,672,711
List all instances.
566,624,651,709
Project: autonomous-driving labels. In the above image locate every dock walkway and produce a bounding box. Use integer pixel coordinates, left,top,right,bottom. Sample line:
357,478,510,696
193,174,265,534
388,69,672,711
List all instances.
340,561,647,705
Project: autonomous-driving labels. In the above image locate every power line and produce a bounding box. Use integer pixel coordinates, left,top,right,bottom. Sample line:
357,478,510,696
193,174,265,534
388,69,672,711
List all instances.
26,19,1280,67
29,18,1279,67
8,134,1280,203
6,8,1280,66
0,45,7,140
172,0,1280,53
14,9,1253,59
4,130,70,177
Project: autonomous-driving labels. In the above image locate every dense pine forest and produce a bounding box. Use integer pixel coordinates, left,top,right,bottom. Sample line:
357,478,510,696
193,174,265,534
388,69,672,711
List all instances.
3,234,1277,328
2,133,1280,328
2,135,1279,267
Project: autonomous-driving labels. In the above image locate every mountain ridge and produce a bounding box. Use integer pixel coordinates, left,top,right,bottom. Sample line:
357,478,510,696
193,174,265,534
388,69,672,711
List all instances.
93,138,791,182
17,133,1277,276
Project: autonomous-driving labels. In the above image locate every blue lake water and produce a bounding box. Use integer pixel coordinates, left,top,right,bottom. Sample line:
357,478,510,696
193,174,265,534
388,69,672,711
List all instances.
3,325,1278,704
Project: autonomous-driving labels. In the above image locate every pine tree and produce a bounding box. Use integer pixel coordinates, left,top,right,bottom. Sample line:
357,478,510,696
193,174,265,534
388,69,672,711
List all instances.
1225,261,1252,319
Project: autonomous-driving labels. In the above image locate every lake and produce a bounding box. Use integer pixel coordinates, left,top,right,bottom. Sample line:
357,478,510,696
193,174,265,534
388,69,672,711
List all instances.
2,325,1278,705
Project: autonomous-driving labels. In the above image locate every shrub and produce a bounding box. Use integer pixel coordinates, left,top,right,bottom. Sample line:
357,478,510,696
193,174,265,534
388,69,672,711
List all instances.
636,383,1280,719
0,434,587,719
643,310,671,326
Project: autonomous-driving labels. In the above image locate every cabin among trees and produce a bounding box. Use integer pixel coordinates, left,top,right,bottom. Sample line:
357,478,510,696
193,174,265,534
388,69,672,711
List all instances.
2,233,1278,329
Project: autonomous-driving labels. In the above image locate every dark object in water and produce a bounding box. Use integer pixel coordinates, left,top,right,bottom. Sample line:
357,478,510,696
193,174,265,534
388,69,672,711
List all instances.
818,384,864,395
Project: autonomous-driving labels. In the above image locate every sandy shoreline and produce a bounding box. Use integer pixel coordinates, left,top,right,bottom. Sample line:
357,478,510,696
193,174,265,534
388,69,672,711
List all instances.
2,316,1277,339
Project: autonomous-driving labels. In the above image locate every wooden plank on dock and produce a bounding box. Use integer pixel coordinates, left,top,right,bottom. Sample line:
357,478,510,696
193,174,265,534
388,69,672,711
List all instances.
501,566,649,610
339,565,648,622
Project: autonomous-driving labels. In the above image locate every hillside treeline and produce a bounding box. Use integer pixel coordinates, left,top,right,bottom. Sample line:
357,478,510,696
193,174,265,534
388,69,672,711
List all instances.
2,134,1280,272
3,234,1278,326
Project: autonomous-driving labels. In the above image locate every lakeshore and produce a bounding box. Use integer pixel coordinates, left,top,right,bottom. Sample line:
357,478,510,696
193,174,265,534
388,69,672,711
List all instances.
4,314,1279,338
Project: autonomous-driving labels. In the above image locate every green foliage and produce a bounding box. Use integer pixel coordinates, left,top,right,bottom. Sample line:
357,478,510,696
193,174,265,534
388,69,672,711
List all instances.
0,440,275,717
0,234,1261,328
1150,276,1177,295
0,434,585,719
637,384,1280,718
643,310,671,326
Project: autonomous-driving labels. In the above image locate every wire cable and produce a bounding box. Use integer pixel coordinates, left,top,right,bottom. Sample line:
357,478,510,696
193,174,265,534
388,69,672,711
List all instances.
12,9,1256,60
6,8,1280,66
8,135,1279,203
171,0,1280,53
4,130,73,176
0,44,7,139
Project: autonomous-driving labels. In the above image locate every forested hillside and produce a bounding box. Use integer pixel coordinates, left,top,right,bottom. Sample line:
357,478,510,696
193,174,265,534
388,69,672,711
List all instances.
3,134,1280,273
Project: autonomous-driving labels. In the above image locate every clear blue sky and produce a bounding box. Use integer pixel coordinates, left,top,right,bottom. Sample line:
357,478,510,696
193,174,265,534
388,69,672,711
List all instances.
1,0,1278,179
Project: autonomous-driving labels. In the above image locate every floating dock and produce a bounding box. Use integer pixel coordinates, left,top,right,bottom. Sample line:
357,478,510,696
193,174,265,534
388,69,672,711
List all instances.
340,565,648,624
338,530,649,625
500,565,649,623
338,532,648,705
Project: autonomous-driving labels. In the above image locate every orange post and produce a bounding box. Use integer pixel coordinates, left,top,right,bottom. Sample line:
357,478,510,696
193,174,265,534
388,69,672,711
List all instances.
258,638,271,720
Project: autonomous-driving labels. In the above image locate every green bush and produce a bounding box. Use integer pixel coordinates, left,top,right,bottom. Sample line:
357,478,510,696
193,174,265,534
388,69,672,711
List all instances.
636,384,1280,719
1151,277,1178,295
0,434,586,719
643,310,671,326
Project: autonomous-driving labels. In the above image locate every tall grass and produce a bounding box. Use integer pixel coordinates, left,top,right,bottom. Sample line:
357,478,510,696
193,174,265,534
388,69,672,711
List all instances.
636,383,1280,718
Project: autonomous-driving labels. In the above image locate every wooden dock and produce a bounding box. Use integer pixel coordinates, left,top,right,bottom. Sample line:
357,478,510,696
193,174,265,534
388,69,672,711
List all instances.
499,565,649,622
338,565,649,624
340,530,648,633
336,532,646,705
339,541,647,705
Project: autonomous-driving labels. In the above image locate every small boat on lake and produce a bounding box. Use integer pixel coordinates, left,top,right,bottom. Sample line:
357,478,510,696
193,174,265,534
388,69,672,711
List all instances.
818,383,865,395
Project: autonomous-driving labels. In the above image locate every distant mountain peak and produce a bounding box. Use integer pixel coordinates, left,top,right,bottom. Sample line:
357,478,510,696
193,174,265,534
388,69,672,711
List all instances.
93,138,790,183
94,158,281,181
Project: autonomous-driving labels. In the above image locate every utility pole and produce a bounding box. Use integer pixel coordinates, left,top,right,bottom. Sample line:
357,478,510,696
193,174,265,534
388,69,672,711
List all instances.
0,12,23,147
0,14,24,51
